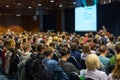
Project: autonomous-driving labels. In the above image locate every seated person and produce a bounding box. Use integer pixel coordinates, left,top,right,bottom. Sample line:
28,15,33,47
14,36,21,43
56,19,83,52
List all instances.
80,54,107,80
58,47,79,75
42,47,58,73
108,55,120,80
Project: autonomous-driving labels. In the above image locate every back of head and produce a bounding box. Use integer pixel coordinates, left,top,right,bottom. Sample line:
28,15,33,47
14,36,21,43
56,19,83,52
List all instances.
59,47,70,57
82,43,91,54
115,43,120,54
22,43,31,52
117,36,120,41
72,37,79,44
43,47,53,57
99,45,108,53
37,43,45,52
86,54,100,71
109,35,115,42
49,42,56,48
70,42,78,52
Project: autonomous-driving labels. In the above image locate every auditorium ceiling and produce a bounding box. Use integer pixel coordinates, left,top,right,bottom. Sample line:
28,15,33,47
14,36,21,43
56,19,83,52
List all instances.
0,0,119,10
0,0,119,16
0,0,82,10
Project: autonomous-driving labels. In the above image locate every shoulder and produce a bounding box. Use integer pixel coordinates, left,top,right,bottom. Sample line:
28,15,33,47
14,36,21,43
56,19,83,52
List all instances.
99,56,110,61
108,73,113,80
47,59,58,65
59,60,74,67
95,70,107,77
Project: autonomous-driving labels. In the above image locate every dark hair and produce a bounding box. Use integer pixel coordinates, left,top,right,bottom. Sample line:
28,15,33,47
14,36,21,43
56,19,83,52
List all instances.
37,43,45,52
43,47,53,57
59,47,70,57
49,42,56,48
109,35,115,42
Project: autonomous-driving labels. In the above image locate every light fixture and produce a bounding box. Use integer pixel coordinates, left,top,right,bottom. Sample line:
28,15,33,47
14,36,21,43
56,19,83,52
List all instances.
16,14,21,17
38,3,42,6
16,1,22,6
0,13,2,16
73,2,77,4
50,0,54,3
59,4,63,7
5,5,10,8
28,6,32,9
46,7,51,9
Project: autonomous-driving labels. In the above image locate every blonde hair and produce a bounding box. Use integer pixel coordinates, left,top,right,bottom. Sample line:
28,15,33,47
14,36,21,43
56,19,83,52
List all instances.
118,36,120,41
86,54,100,71
112,55,120,79
53,36,58,41
79,37,84,44
22,43,31,52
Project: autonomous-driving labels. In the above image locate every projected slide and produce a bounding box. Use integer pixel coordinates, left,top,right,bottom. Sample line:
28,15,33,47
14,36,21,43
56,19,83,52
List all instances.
75,5,97,31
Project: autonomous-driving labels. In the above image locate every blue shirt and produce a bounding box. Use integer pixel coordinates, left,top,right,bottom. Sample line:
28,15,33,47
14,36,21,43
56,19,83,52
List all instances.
99,56,110,70
42,58,58,73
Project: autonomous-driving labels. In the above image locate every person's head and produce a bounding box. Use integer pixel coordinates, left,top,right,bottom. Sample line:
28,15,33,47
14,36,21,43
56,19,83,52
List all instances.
49,42,56,48
115,43,120,54
72,37,79,44
79,36,84,45
90,43,96,50
117,36,120,42
22,43,31,52
88,32,94,38
99,45,108,55
82,43,91,54
59,47,70,59
70,42,78,52
37,43,45,53
86,54,100,71
53,36,58,42
112,55,120,79
43,47,53,58
62,43,69,48
84,33,88,37
100,32,105,37
15,41,22,49
109,35,115,42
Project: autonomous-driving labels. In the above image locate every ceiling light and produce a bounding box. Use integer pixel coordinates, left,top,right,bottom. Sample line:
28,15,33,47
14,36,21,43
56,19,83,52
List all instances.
28,6,32,9
46,7,51,9
59,4,63,7
73,2,77,4
16,1,22,6
16,14,21,17
0,13,2,16
16,2,22,6
38,4,42,6
50,0,54,3
5,5,10,8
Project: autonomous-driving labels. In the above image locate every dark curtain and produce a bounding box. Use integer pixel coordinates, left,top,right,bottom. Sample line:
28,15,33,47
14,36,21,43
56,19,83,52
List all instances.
43,15,56,32
65,2,120,37
65,8,75,33
97,2,120,37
